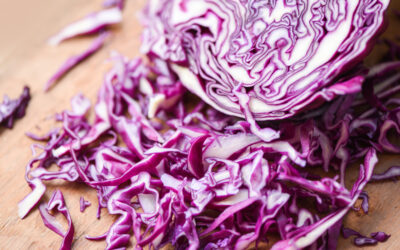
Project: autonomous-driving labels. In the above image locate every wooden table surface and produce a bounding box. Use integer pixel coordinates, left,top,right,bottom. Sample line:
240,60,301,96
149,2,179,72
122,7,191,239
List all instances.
0,1,399,249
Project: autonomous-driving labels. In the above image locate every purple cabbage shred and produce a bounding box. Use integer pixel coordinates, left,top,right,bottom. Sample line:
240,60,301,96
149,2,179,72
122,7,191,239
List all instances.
0,86,30,129
80,197,91,212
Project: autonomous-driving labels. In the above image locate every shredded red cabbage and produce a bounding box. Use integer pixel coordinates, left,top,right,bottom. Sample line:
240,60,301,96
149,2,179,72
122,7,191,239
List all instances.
0,86,30,129
17,0,400,249
80,196,91,212
45,32,109,91
141,0,390,120
342,227,390,246
19,51,400,248
103,0,125,10
357,191,369,214
38,190,74,250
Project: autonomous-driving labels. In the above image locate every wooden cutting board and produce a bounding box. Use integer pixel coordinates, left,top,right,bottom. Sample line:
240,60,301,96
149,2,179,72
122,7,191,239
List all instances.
0,1,399,249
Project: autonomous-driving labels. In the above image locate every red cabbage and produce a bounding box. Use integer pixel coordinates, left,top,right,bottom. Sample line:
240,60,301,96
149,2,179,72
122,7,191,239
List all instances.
141,0,390,120
357,191,369,214
48,7,122,45
17,0,400,249
371,231,391,242
19,178,46,219
45,32,110,91
371,165,400,181
38,190,74,250
80,197,91,212
342,227,390,246
0,86,30,129
19,50,400,248
103,0,125,10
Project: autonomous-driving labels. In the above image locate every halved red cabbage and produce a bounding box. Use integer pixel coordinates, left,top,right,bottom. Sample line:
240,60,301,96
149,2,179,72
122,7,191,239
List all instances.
141,0,389,120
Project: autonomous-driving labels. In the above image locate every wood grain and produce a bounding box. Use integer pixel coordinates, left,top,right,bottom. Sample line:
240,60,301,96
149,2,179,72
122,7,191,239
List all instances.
0,1,398,249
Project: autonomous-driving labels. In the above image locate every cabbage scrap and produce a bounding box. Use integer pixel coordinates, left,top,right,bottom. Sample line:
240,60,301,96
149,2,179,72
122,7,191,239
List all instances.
45,32,110,92
48,7,122,45
0,86,30,129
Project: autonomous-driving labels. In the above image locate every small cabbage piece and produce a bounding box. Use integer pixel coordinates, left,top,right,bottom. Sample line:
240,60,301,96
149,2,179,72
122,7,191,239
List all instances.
17,0,400,249
0,86,30,129
357,191,369,214
45,32,109,91
48,7,122,45
371,166,400,181
103,0,125,10
342,227,390,246
18,178,46,219
142,0,389,120
38,190,74,250
272,148,377,250
80,197,91,212
20,50,400,249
